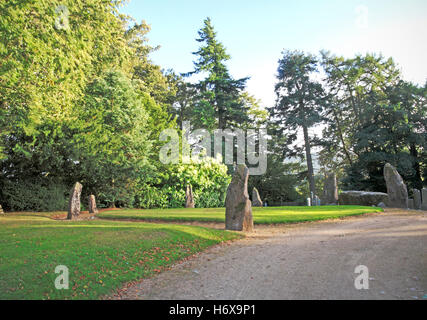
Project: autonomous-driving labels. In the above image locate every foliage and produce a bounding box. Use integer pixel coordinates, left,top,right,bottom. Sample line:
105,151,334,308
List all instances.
134,157,231,209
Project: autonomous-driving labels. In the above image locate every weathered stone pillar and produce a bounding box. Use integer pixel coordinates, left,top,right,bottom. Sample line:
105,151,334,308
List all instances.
323,173,338,204
67,182,82,220
225,164,254,232
384,163,408,208
185,185,195,208
412,189,421,210
88,195,98,214
252,188,263,207
421,188,427,211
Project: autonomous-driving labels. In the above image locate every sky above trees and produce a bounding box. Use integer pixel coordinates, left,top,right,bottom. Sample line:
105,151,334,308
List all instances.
120,0,427,107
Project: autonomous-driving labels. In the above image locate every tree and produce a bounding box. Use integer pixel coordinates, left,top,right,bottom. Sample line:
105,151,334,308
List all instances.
75,70,153,207
269,51,325,199
188,17,249,130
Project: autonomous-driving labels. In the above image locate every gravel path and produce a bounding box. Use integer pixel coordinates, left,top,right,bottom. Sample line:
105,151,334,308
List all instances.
110,209,427,300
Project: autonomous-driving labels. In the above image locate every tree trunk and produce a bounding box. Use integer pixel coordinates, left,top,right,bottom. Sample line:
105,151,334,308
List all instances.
303,125,316,199
410,143,423,190
332,107,353,166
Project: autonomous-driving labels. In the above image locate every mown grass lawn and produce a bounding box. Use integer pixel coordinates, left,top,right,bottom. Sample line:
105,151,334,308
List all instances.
0,215,241,300
98,205,384,224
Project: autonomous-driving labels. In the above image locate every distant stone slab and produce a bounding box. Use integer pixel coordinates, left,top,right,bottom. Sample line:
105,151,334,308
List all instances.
67,182,82,220
252,188,263,207
323,173,338,204
339,191,389,207
412,189,421,210
408,199,414,209
422,188,427,211
225,164,254,232
88,195,98,214
0,204,4,214
185,185,195,208
384,163,408,208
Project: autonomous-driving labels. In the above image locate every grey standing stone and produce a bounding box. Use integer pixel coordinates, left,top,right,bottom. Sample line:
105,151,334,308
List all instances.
252,188,263,207
422,188,427,211
67,182,82,220
384,163,408,208
412,189,421,210
408,199,414,210
377,202,386,208
88,195,98,214
323,173,338,204
225,164,254,232
185,185,195,208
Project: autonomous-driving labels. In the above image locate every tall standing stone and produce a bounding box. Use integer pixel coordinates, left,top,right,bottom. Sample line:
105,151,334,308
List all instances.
323,173,338,204
422,188,427,211
412,189,421,210
252,188,263,207
67,182,82,220
185,185,195,208
384,163,408,208
225,164,254,232
88,195,98,214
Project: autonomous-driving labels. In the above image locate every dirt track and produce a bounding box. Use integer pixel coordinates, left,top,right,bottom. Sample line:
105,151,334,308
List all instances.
110,209,427,300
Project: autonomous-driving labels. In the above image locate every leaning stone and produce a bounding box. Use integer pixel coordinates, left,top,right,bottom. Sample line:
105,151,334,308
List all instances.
252,188,263,207
408,199,414,210
384,163,408,208
88,195,98,214
225,164,254,232
377,202,386,208
421,188,427,211
185,185,195,208
323,173,338,204
67,182,83,220
412,189,421,210
339,191,389,206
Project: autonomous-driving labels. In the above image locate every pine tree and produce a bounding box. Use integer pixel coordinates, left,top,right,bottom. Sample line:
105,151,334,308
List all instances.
269,50,325,199
188,18,249,130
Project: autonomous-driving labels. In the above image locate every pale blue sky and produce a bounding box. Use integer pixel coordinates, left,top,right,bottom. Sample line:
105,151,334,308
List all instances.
120,0,427,107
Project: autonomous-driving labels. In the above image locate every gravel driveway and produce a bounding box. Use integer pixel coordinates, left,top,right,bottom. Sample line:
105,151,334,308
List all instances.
110,209,426,300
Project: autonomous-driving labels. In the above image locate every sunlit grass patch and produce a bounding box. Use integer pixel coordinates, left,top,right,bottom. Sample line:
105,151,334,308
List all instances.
98,205,384,224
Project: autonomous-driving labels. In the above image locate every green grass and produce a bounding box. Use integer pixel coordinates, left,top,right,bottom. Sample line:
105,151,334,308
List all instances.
98,205,384,224
0,215,241,300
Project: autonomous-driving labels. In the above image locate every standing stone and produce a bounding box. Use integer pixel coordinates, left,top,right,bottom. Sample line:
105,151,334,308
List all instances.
412,189,421,210
88,195,98,214
323,173,338,204
252,188,263,207
384,163,408,208
67,182,82,220
0,204,4,214
225,164,254,232
408,199,414,210
185,185,195,208
422,188,427,211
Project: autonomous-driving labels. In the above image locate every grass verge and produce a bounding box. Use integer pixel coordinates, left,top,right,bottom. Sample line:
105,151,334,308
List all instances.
0,215,241,300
